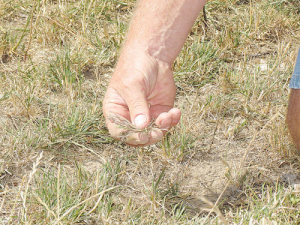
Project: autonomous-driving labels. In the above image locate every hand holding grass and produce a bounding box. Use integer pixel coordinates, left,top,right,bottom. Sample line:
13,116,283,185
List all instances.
103,0,206,146
103,50,181,146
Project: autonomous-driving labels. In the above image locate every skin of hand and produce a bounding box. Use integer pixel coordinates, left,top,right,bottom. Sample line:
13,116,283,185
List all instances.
287,89,300,151
103,0,206,146
103,50,181,146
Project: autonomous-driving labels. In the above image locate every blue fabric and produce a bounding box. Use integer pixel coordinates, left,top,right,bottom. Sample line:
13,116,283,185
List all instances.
289,49,300,89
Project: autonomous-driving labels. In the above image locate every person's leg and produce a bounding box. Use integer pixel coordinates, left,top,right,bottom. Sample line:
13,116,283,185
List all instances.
287,89,300,150
287,49,300,150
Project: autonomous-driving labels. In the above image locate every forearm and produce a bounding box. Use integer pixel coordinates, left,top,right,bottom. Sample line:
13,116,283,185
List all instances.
123,0,206,65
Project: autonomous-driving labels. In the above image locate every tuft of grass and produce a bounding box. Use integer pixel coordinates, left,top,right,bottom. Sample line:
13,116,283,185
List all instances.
231,183,300,224
30,163,121,223
160,120,196,162
48,48,84,91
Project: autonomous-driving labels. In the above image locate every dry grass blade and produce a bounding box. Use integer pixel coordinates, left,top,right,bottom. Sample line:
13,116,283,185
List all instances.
22,151,43,222
54,186,120,224
34,194,58,220
200,195,228,225
107,112,159,141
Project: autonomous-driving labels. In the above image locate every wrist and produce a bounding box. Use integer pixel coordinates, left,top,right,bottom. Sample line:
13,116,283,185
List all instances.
120,42,173,68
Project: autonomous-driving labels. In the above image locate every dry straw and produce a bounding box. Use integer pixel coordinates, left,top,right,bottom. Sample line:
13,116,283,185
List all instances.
107,112,161,142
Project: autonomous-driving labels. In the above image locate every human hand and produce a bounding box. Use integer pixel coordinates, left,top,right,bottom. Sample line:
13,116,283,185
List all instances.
103,50,181,146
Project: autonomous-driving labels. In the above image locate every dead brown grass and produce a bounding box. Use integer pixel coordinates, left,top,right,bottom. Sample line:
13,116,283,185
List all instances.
1,0,300,224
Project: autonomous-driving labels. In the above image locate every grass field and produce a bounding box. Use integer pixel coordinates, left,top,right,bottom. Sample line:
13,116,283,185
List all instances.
1,0,300,224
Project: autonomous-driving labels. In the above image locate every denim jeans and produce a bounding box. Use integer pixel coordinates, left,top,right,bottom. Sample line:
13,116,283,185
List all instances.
289,49,300,89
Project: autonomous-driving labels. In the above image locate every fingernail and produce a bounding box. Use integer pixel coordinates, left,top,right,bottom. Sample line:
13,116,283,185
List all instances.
173,119,180,124
151,128,163,140
134,114,147,128
160,126,170,131
138,133,149,144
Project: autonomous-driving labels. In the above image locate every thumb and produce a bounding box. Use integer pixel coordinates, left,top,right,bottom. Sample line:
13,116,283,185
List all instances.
126,91,150,129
